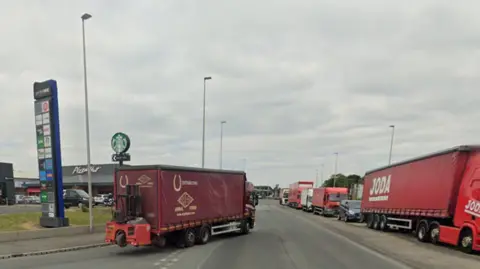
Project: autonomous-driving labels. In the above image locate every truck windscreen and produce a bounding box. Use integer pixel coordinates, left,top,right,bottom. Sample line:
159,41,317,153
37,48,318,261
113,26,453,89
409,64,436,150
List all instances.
328,193,348,202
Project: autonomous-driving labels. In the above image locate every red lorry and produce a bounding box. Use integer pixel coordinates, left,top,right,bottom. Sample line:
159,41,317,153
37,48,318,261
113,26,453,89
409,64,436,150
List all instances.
311,187,348,216
104,165,257,248
288,181,314,209
361,145,480,253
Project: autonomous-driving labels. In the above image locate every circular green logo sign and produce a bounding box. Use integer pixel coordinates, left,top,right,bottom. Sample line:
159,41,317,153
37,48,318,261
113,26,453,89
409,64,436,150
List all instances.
111,132,131,154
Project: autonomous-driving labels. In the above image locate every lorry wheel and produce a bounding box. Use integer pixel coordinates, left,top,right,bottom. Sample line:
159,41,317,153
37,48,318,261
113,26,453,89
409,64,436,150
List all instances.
372,214,380,230
366,214,374,229
184,229,196,248
379,215,387,231
115,231,127,248
429,223,440,245
196,225,210,245
416,222,430,242
458,229,473,254
240,220,250,234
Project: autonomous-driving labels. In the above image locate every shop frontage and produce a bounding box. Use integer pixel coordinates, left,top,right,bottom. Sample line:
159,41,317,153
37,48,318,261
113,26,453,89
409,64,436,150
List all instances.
16,163,122,196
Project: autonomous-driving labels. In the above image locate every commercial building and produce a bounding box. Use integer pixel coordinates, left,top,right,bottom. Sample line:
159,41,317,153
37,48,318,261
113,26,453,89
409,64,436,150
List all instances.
16,163,123,196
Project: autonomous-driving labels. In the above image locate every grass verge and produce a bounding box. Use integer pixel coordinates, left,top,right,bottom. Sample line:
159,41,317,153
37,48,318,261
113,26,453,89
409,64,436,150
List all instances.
0,207,112,231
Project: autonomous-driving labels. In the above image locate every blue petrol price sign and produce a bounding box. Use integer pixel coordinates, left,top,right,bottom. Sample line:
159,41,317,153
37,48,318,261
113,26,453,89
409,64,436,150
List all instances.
33,80,68,228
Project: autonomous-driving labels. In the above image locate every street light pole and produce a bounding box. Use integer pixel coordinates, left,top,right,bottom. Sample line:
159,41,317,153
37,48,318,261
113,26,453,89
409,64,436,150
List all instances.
315,169,319,187
81,13,93,233
201,76,212,168
320,163,324,187
388,125,395,165
219,120,227,169
333,153,338,187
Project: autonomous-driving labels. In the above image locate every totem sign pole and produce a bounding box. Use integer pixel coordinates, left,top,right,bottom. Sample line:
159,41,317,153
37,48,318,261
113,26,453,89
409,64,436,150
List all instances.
33,79,69,228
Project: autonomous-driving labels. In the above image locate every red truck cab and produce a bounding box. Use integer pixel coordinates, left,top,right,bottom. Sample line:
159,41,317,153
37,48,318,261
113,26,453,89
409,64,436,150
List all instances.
311,187,349,216
361,145,480,253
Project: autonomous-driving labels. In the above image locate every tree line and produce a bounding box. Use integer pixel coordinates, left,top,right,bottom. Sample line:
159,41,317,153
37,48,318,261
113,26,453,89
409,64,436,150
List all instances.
321,173,363,188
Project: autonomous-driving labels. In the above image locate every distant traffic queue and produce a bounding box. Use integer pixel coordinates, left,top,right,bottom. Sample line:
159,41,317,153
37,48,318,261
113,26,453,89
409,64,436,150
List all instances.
283,144,480,254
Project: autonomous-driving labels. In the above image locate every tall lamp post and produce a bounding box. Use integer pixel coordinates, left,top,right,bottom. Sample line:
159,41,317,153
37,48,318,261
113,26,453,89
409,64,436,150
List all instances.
333,152,338,187
81,13,93,233
388,125,395,165
320,163,324,187
219,120,227,169
201,76,212,168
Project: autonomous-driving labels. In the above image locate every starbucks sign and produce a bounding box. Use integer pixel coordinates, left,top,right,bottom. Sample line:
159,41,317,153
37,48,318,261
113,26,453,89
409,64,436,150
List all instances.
111,132,130,154
111,132,131,164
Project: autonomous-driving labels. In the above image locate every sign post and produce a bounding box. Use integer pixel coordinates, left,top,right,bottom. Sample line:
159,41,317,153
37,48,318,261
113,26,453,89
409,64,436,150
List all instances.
111,132,131,166
34,80,69,228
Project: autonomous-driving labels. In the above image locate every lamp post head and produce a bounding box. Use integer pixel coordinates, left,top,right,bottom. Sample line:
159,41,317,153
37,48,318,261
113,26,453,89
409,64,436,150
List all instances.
389,125,395,128
204,76,212,80
81,13,92,20
221,120,227,124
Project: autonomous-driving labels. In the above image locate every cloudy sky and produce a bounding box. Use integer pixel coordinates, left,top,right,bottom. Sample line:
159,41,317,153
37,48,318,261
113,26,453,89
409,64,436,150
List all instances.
1,0,480,187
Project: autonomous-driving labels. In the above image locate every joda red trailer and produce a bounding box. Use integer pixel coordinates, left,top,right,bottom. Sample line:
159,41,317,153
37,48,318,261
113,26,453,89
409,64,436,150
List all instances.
288,181,314,209
311,187,348,216
104,165,257,248
361,145,480,253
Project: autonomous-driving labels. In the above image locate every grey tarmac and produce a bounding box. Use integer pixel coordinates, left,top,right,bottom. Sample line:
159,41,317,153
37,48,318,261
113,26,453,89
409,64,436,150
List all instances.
0,200,416,269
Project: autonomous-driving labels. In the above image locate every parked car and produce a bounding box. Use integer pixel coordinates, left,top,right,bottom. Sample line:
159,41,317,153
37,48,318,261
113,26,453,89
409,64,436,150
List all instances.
94,194,108,206
337,199,362,222
63,189,92,209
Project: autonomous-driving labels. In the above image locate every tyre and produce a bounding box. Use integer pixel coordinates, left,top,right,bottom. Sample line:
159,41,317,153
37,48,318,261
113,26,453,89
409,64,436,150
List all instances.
372,214,380,230
458,229,473,254
379,215,388,231
184,229,196,248
196,225,210,245
429,223,440,245
416,222,430,243
366,214,374,229
240,220,250,235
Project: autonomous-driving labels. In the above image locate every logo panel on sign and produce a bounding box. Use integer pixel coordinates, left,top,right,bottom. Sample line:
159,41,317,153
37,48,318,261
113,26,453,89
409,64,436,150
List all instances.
42,113,50,124
43,125,50,136
37,136,44,149
44,148,52,158
39,171,46,181
46,170,53,181
36,126,43,136
41,101,49,113
38,160,45,171
44,136,51,147
35,115,43,126
37,149,45,159
45,159,53,170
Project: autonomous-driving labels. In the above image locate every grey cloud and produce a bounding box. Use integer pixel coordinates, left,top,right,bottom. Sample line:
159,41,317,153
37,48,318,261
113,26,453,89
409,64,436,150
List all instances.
3,0,480,187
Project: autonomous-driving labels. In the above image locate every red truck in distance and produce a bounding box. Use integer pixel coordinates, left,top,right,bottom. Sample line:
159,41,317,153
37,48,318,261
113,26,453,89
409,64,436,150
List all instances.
312,187,348,216
288,181,314,209
104,165,257,248
361,145,480,253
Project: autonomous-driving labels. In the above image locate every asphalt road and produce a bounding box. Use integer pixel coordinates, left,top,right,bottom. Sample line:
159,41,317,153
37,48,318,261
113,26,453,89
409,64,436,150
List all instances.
0,200,412,269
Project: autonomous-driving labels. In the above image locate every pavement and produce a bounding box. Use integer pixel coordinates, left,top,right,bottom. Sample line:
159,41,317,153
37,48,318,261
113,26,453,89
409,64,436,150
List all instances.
0,200,477,268
0,233,106,257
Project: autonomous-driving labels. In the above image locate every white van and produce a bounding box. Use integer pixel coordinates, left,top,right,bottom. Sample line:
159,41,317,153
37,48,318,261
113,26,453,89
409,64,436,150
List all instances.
301,188,314,212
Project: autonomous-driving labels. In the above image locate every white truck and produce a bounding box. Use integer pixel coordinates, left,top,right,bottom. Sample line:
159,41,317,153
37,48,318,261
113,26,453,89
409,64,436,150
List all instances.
279,188,289,205
301,188,314,212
